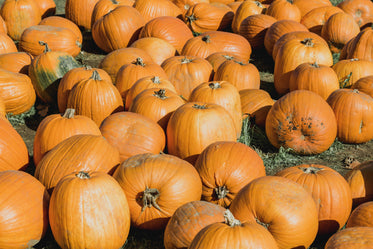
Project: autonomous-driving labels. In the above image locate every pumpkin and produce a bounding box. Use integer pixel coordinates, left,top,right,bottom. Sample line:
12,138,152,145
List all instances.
339,27,373,62
57,66,112,113
206,52,246,75
274,37,333,95
230,176,319,249
231,1,265,33
300,6,344,35
66,70,124,126
0,170,49,249
125,76,177,110
0,0,41,41
265,90,337,155
91,0,135,27
34,134,121,193
194,141,266,207
0,52,33,74
184,2,234,33
39,16,83,44
0,68,36,115
289,62,339,100
34,0,56,18
321,12,360,53
293,0,331,18
351,75,373,97
65,0,100,30
113,153,202,230
327,89,373,144
337,0,373,28
239,14,277,50
213,60,260,91
92,5,145,53
239,89,275,127
129,88,185,130
33,108,101,166
98,47,154,82
130,37,176,65
189,81,242,138
161,55,213,100
189,210,278,249
133,0,182,23
0,32,18,55
166,102,237,164
0,119,29,172
170,0,209,18
138,16,194,54
49,171,130,249
276,164,352,235
325,227,373,249
164,201,226,249
332,58,373,88
115,57,168,101
266,0,301,22
19,25,82,57
0,96,6,119
345,161,373,207
100,111,166,162
346,201,373,228
28,42,80,105
0,16,7,34
181,31,252,61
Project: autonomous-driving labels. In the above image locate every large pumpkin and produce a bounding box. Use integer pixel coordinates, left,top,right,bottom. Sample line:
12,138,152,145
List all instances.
340,27,373,62
332,58,373,88
265,90,337,155
65,0,100,30
113,153,202,230
231,1,266,34
38,16,83,44
133,0,182,23
49,171,131,249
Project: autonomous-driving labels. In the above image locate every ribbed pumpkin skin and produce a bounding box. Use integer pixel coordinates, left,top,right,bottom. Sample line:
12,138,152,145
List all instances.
265,90,337,155
276,164,352,235
345,161,373,207
49,171,131,249
19,25,82,57
0,0,41,41
91,6,145,53
164,201,226,249
34,134,120,192
337,0,373,28
91,0,135,27
340,28,373,62
325,227,373,249
189,220,279,249
0,170,49,249
229,176,319,249
194,141,266,208
0,52,33,74
206,52,246,75
129,88,185,130
266,0,301,22
189,81,242,138
300,6,343,35
57,67,112,113
346,201,373,228
66,71,124,126
231,1,265,34
327,89,373,144
352,75,373,97
0,118,29,172
139,16,193,54
113,153,202,230
34,0,56,18
65,0,100,30
39,16,83,44
100,112,166,162
133,0,182,23
166,102,237,164
28,48,80,105
0,68,36,115
0,33,18,54
33,109,101,166
0,15,7,34
332,59,373,88
293,0,331,18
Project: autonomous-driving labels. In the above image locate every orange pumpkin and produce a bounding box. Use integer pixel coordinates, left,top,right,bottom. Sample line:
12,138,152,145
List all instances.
293,0,331,18
351,75,373,97
300,6,344,35
266,0,301,22
39,16,83,44
91,0,135,27
133,0,182,23
231,1,266,33
337,0,373,28
0,52,33,74
332,58,373,88
65,0,100,30
325,227,373,248
206,52,246,75
34,0,56,18
346,201,373,228
0,32,18,55
340,27,373,62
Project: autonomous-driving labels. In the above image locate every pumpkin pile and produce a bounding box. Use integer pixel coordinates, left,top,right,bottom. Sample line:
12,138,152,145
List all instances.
1,0,373,248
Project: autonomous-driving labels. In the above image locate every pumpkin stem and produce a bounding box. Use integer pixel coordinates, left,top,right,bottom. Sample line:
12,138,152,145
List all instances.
350,58,359,61
133,57,146,67
224,210,241,227
153,89,167,99
299,166,322,174
311,62,319,68
76,171,90,179
222,55,234,60
152,76,161,84
353,89,359,93
214,185,229,199
186,13,197,23
112,0,119,4
39,41,51,53
202,35,210,43
181,57,193,64
141,187,163,212
255,1,263,7
84,65,93,70
340,72,353,88
234,60,245,65
192,103,207,109
209,82,221,89
62,108,75,118
91,70,102,81
256,218,270,229
286,0,293,3
301,38,314,47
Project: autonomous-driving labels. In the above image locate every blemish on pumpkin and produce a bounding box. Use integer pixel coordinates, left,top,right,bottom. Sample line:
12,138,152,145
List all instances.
359,120,363,134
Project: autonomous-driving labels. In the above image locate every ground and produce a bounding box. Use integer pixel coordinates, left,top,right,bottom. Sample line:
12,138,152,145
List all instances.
2,0,373,248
